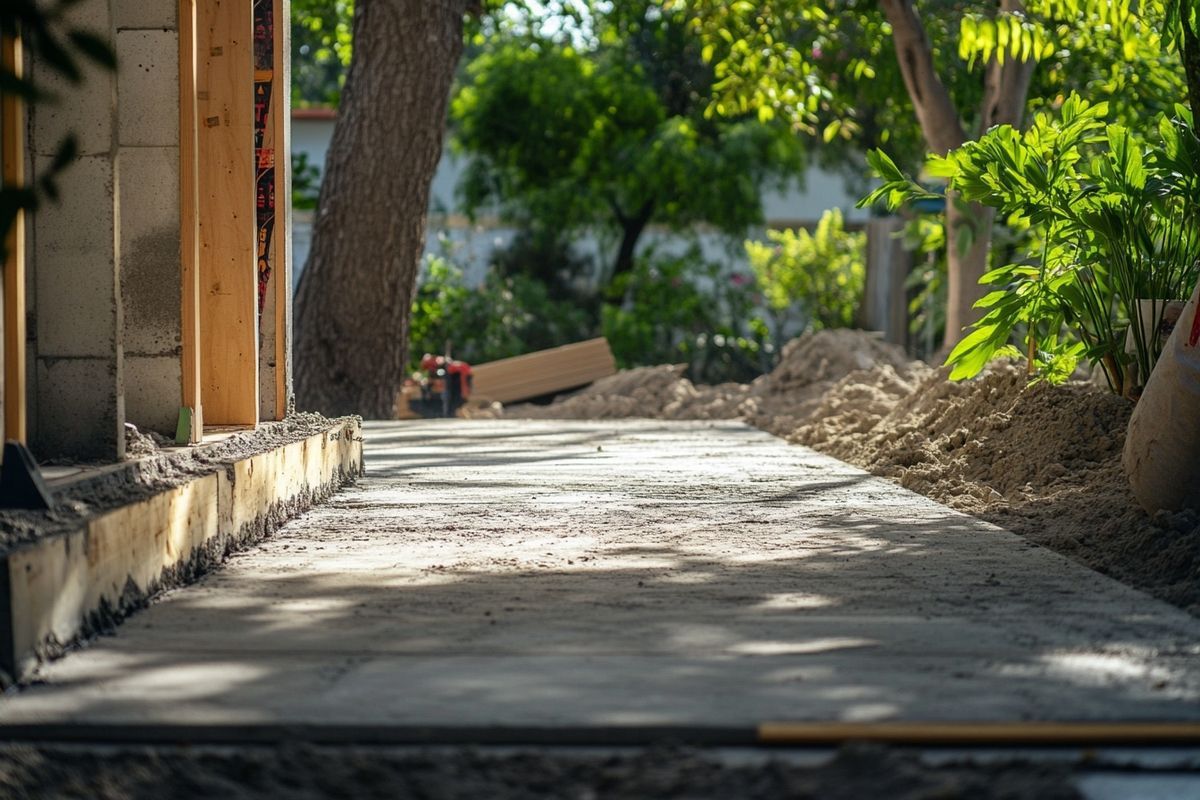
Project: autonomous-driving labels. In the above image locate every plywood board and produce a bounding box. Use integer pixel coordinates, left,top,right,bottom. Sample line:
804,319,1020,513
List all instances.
470,338,617,404
197,0,258,425
2,34,26,442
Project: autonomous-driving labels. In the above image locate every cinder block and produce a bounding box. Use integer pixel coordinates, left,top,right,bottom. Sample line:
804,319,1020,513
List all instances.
33,155,118,358
119,146,181,355
30,60,116,159
30,0,116,158
117,30,180,148
115,0,177,30
33,357,122,461
124,355,183,436
33,155,117,357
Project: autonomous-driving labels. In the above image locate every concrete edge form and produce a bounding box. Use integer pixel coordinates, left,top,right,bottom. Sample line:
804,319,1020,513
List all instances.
0,419,364,683
0,722,1195,749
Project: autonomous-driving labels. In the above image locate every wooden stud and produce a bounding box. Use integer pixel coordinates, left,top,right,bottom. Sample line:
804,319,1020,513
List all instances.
178,0,203,442
196,0,258,426
2,34,27,443
273,0,291,420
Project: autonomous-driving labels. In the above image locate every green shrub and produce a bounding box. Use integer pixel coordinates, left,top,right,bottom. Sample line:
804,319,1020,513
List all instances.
602,250,773,384
408,256,593,373
864,94,1200,393
744,208,866,332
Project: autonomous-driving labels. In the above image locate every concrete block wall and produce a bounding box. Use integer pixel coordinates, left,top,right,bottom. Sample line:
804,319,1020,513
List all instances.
28,0,124,461
116,5,183,437
28,0,184,460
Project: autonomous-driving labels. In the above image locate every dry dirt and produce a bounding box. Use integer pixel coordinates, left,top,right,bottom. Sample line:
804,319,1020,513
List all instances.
0,744,1081,800
492,329,1200,616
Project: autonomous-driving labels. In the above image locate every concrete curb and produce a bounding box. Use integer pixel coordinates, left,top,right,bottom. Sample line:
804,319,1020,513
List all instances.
0,419,364,683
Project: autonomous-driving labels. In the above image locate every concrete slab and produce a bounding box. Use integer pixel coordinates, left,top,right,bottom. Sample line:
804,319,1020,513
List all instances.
3,420,1199,727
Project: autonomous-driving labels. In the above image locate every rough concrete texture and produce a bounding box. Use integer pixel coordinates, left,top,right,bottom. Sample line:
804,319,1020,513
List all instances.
121,355,181,436
116,30,179,148
3,420,1199,728
114,0,177,31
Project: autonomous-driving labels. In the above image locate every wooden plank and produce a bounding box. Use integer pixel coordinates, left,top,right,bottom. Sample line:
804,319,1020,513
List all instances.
2,33,26,443
273,0,291,419
471,338,617,404
197,0,258,425
758,721,1200,745
179,0,203,442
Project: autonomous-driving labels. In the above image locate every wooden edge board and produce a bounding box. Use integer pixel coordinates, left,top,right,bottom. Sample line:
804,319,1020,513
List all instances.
0,420,363,683
757,721,1200,745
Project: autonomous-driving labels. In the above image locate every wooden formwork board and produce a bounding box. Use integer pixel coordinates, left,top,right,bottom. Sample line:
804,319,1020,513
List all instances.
196,0,259,426
471,338,617,404
0,420,363,682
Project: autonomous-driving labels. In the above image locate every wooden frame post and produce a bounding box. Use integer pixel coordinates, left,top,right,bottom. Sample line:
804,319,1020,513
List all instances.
179,0,203,442
196,0,259,426
273,0,292,419
2,33,27,443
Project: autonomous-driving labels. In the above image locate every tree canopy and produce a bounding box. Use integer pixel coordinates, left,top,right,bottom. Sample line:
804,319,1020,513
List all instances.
449,0,808,286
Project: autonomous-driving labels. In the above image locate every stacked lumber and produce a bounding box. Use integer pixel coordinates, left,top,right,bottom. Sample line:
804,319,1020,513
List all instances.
471,338,617,404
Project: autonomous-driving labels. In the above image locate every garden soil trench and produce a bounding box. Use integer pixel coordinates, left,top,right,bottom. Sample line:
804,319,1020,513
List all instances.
3,419,1200,728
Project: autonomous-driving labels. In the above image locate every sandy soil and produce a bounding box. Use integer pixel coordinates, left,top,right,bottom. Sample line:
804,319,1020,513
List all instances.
0,413,350,555
493,330,1200,615
0,744,1080,800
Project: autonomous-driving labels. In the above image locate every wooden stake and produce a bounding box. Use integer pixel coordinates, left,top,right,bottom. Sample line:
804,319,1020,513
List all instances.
179,0,203,442
2,33,27,443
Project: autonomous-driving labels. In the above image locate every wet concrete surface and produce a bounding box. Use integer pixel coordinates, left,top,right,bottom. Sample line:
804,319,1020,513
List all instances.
2,420,1199,727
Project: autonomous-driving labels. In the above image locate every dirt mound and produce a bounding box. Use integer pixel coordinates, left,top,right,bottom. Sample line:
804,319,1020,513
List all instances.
500,330,1200,615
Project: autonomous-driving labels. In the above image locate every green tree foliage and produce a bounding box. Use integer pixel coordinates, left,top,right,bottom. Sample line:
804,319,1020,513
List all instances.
450,0,807,286
680,0,1185,347
745,208,865,331
864,95,1200,393
291,0,354,107
1,1,116,262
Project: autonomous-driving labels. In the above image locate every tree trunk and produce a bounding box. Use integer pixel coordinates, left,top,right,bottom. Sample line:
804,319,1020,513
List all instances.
944,199,996,343
881,0,1035,349
1181,17,1200,120
606,200,654,301
294,0,468,417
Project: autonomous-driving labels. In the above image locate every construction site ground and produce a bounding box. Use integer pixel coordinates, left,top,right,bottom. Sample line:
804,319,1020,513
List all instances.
2,419,1199,797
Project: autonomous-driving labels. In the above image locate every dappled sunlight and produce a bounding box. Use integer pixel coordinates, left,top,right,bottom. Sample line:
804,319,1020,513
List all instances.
6,420,1199,728
729,638,877,656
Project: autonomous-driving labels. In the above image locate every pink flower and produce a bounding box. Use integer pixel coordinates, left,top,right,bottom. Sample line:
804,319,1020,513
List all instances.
730,273,749,287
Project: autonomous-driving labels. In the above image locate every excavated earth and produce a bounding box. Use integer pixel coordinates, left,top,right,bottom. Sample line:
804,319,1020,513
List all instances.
491,329,1200,616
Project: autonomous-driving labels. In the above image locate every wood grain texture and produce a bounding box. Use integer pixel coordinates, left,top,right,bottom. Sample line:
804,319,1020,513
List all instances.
2,34,26,442
178,0,203,441
273,0,291,419
197,0,258,425
470,338,617,404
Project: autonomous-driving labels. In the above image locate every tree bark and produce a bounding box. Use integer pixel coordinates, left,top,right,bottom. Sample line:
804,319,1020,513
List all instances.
294,0,468,417
609,199,655,291
881,0,1035,348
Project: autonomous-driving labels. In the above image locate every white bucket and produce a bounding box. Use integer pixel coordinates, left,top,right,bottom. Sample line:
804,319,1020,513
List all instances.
1122,282,1200,513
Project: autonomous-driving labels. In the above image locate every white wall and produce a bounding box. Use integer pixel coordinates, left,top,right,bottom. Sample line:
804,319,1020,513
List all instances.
290,115,867,288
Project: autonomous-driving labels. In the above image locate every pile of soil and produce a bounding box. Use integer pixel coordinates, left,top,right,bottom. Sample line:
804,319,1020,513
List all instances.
504,330,1200,615
0,743,1081,799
